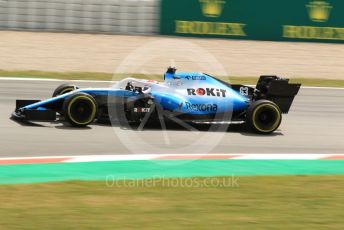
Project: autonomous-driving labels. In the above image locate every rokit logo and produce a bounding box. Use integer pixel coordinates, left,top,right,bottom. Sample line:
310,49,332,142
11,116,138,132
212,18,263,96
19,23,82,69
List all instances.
179,102,218,112
134,108,150,113
187,88,226,97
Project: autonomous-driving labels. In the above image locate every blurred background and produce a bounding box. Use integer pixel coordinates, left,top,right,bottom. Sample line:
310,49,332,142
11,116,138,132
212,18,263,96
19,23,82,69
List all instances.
0,0,343,79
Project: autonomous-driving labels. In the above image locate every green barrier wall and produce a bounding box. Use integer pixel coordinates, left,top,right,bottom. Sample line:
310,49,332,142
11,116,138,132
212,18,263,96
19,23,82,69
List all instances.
160,0,344,43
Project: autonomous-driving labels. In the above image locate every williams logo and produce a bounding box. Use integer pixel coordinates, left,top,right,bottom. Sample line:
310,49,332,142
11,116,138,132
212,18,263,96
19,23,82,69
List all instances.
199,0,226,18
179,102,218,112
185,75,206,80
306,0,332,22
187,88,227,97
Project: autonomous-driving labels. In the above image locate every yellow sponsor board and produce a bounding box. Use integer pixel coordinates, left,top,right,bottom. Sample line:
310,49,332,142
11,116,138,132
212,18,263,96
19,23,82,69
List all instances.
283,1,344,41
283,25,344,40
175,0,246,37
306,0,332,22
162,0,344,43
175,20,246,36
199,0,226,18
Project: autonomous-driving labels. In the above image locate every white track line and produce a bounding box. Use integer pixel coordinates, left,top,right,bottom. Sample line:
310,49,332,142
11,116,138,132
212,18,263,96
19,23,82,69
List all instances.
1,77,344,89
0,77,115,83
64,154,166,163
234,154,333,160
0,154,344,163
301,86,344,90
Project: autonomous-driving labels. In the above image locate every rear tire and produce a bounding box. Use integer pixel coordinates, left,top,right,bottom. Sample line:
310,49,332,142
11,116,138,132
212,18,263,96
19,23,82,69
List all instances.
63,92,97,127
246,100,282,134
53,84,79,97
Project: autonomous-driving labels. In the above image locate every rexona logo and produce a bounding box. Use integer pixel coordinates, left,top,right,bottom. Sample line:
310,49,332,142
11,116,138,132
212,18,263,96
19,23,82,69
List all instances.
199,0,225,18
306,0,332,22
180,102,218,112
283,0,344,41
187,88,227,97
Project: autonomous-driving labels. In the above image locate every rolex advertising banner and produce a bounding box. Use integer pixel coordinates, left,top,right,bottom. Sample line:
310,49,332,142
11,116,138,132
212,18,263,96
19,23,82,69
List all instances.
160,0,344,43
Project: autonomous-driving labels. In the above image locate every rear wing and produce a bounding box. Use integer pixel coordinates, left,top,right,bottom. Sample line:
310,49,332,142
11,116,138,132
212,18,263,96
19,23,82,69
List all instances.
255,76,301,113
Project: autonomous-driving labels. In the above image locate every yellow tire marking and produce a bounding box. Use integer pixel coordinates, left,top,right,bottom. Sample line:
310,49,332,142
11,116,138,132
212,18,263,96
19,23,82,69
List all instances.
252,103,281,133
67,96,96,125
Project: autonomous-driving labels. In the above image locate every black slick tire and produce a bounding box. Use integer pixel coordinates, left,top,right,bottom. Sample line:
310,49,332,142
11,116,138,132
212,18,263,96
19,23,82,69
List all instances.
63,92,97,127
246,100,282,134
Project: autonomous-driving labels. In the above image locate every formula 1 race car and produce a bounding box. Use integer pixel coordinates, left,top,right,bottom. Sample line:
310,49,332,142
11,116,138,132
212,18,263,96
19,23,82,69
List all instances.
12,67,301,133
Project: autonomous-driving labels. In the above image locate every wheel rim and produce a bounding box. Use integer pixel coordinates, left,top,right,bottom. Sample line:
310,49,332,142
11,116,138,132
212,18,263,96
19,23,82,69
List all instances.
252,104,281,133
68,96,96,125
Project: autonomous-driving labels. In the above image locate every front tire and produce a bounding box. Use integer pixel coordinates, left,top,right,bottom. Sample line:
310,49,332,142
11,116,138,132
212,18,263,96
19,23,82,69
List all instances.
53,84,79,97
246,100,282,134
63,92,97,127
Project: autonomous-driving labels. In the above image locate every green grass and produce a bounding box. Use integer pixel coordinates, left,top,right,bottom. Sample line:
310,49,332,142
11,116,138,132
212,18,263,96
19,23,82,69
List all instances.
1,69,344,87
1,175,344,229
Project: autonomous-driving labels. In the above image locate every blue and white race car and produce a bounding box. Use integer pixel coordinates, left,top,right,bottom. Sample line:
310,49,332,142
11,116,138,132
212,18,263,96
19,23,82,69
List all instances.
12,67,301,133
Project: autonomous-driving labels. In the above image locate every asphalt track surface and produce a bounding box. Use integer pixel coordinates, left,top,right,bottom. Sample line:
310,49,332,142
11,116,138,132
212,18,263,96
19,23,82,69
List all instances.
0,79,343,157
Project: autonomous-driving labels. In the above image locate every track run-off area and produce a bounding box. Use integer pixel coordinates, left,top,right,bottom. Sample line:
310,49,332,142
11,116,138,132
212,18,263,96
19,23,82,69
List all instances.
0,153,344,184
